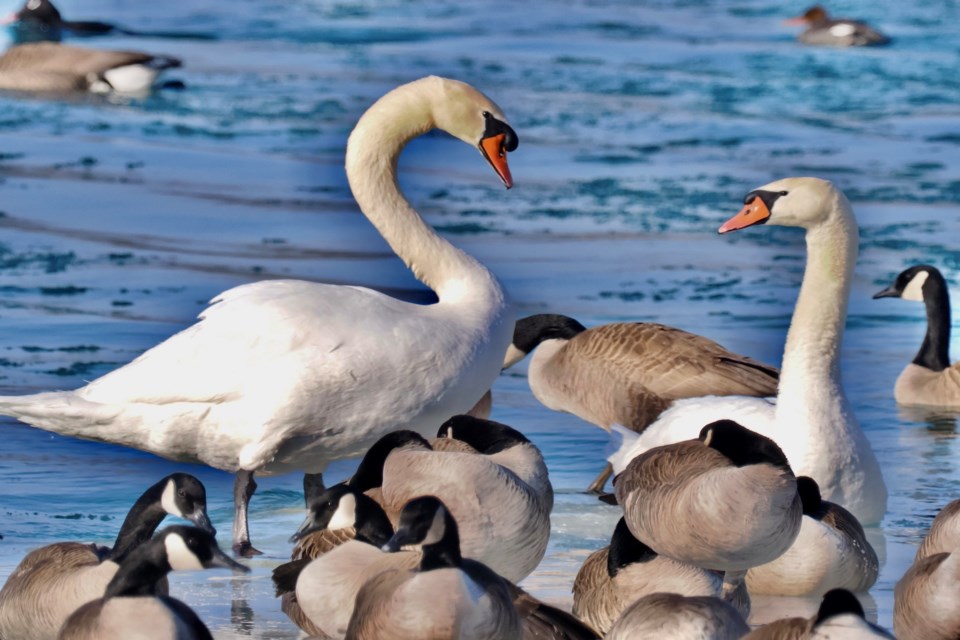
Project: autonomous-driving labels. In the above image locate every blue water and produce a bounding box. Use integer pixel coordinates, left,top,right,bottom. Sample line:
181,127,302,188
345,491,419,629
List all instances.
1,0,960,636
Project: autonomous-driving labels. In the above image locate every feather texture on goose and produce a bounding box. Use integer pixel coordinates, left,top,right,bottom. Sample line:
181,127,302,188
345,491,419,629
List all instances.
746,588,893,639
605,593,748,640
916,499,960,561
894,547,960,639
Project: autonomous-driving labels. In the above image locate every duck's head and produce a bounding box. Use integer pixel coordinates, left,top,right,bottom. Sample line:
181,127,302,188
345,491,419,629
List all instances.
159,525,249,573
873,264,942,303
785,5,829,26
719,177,847,233
160,473,216,536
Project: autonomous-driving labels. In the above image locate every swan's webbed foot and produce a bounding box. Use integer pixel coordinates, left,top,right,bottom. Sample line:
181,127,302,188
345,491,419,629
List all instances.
586,463,613,495
232,469,263,557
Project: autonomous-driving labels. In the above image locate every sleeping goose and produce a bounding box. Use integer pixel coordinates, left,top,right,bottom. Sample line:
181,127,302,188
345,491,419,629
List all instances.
0,42,180,94
873,265,960,408
916,498,960,561
745,588,893,639
0,76,519,556
347,417,552,582
608,177,888,526
894,550,960,640
502,313,778,492
615,419,801,572
605,593,748,640
746,476,878,596
784,5,890,47
0,473,213,640
571,517,724,634
58,525,248,640
346,496,522,640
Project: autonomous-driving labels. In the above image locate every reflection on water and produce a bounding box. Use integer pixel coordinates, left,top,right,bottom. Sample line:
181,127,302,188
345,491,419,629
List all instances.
898,405,960,434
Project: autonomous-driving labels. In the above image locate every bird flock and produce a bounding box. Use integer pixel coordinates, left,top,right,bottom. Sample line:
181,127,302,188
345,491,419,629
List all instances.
0,1,957,639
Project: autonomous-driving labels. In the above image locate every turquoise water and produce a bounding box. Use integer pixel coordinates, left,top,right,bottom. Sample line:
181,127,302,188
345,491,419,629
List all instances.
1,0,960,636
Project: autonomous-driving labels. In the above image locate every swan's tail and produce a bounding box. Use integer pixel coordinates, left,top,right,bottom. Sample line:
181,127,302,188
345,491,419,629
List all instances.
605,424,640,476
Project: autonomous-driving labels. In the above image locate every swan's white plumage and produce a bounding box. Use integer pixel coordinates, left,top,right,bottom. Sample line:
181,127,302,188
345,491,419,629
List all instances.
0,77,514,483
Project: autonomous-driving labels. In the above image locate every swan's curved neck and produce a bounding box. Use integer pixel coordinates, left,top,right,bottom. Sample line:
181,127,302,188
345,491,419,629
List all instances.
776,206,858,420
345,83,497,302
916,272,951,371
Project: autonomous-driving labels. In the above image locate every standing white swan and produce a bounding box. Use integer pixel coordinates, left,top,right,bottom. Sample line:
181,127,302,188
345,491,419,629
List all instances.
608,177,887,525
0,76,519,555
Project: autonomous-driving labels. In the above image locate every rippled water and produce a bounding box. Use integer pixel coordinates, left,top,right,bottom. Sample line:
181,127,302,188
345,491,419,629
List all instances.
1,0,959,636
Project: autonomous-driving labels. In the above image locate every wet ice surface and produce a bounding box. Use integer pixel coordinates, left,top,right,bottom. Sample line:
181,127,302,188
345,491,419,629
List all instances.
1,0,960,636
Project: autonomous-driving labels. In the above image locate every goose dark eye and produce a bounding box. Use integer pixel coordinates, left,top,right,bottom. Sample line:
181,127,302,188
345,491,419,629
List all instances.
779,190,788,196
482,111,492,119
178,489,186,497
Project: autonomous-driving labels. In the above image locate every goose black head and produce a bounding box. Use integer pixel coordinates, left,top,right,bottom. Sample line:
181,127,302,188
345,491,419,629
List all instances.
161,473,215,535
437,414,530,454
698,420,792,472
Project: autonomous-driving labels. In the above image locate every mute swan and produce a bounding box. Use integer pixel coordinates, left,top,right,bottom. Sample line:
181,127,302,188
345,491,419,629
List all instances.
608,177,887,525
58,526,248,640
0,76,519,555
0,473,213,640
784,6,890,47
605,593,748,640
873,265,960,408
347,496,522,640
0,42,180,93
503,313,779,492
745,588,893,639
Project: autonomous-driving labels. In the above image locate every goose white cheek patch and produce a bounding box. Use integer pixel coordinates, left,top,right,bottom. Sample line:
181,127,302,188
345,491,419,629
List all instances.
421,508,447,546
327,493,357,530
161,479,185,518
165,534,204,571
902,271,929,302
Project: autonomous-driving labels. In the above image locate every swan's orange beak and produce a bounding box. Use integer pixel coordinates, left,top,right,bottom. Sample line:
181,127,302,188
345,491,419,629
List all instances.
480,134,513,189
718,196,771,234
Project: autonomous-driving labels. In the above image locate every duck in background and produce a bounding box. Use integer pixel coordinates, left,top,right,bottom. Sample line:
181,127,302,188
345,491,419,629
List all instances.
0,473,214,640
502,313,778,493
58,525,248,640
3,0,216,43
874,265,960,408
785,5,890,47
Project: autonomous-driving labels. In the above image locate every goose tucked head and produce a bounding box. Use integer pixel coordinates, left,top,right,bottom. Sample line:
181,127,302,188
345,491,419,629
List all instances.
813,588,866,627
503,314,588,369
698,419,793,472
10,0,62,25
719,177,846,233
349,430,432,491
427,77,519,189
159,473,215,535
437,414,530,454
290,483,393,547
382,496,462,570
873,264,940,303
607,517,657,577
797,476,824,516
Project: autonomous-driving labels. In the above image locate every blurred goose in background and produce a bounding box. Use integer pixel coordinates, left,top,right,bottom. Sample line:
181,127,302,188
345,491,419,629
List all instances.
895,550,960,640
605,593,749,640
745,588,893,639
58,525,248,640
346,496,521,640
572,517,725,634
785,5,890,47
0,474,213,640
0,76,519,556
615,420,801,573
502,313,778,492
4,0,217,43
0,42,181,94
746,476,878,596
347,417,553,583
607,177,888,526
916,498,960,561
873,265,960,408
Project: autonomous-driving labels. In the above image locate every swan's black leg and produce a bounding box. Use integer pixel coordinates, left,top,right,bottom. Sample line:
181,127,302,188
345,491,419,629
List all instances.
232,469,263,557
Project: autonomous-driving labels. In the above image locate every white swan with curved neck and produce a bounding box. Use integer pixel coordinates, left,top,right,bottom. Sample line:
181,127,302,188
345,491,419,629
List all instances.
0,76,519,554
608,177,887,525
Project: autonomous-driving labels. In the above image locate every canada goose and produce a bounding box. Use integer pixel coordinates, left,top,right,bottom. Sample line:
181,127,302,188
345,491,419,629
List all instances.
0,76,519,555
503,314,779,492
572,517,723,634
605,593,749,640
275,483,598,640
873,265,960,409
0,473,214,640
745,588,893,639
608,178,887,525
746,476,878,596
615,420,801,574
58,525,248,640
916,499,960,561
346,495,522,640
0,42,181,94
348,417,552,582
894,549,960,640
784,5,891,47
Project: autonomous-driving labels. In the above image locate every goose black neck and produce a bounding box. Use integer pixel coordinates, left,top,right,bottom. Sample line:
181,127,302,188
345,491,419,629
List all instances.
109,479,170,564
349,431,430,492
353,494,395,548
607,518,656,577
915,269,951,371
104,538,170,598
438,415,529,454
419,512,463,572
513,314,586,353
